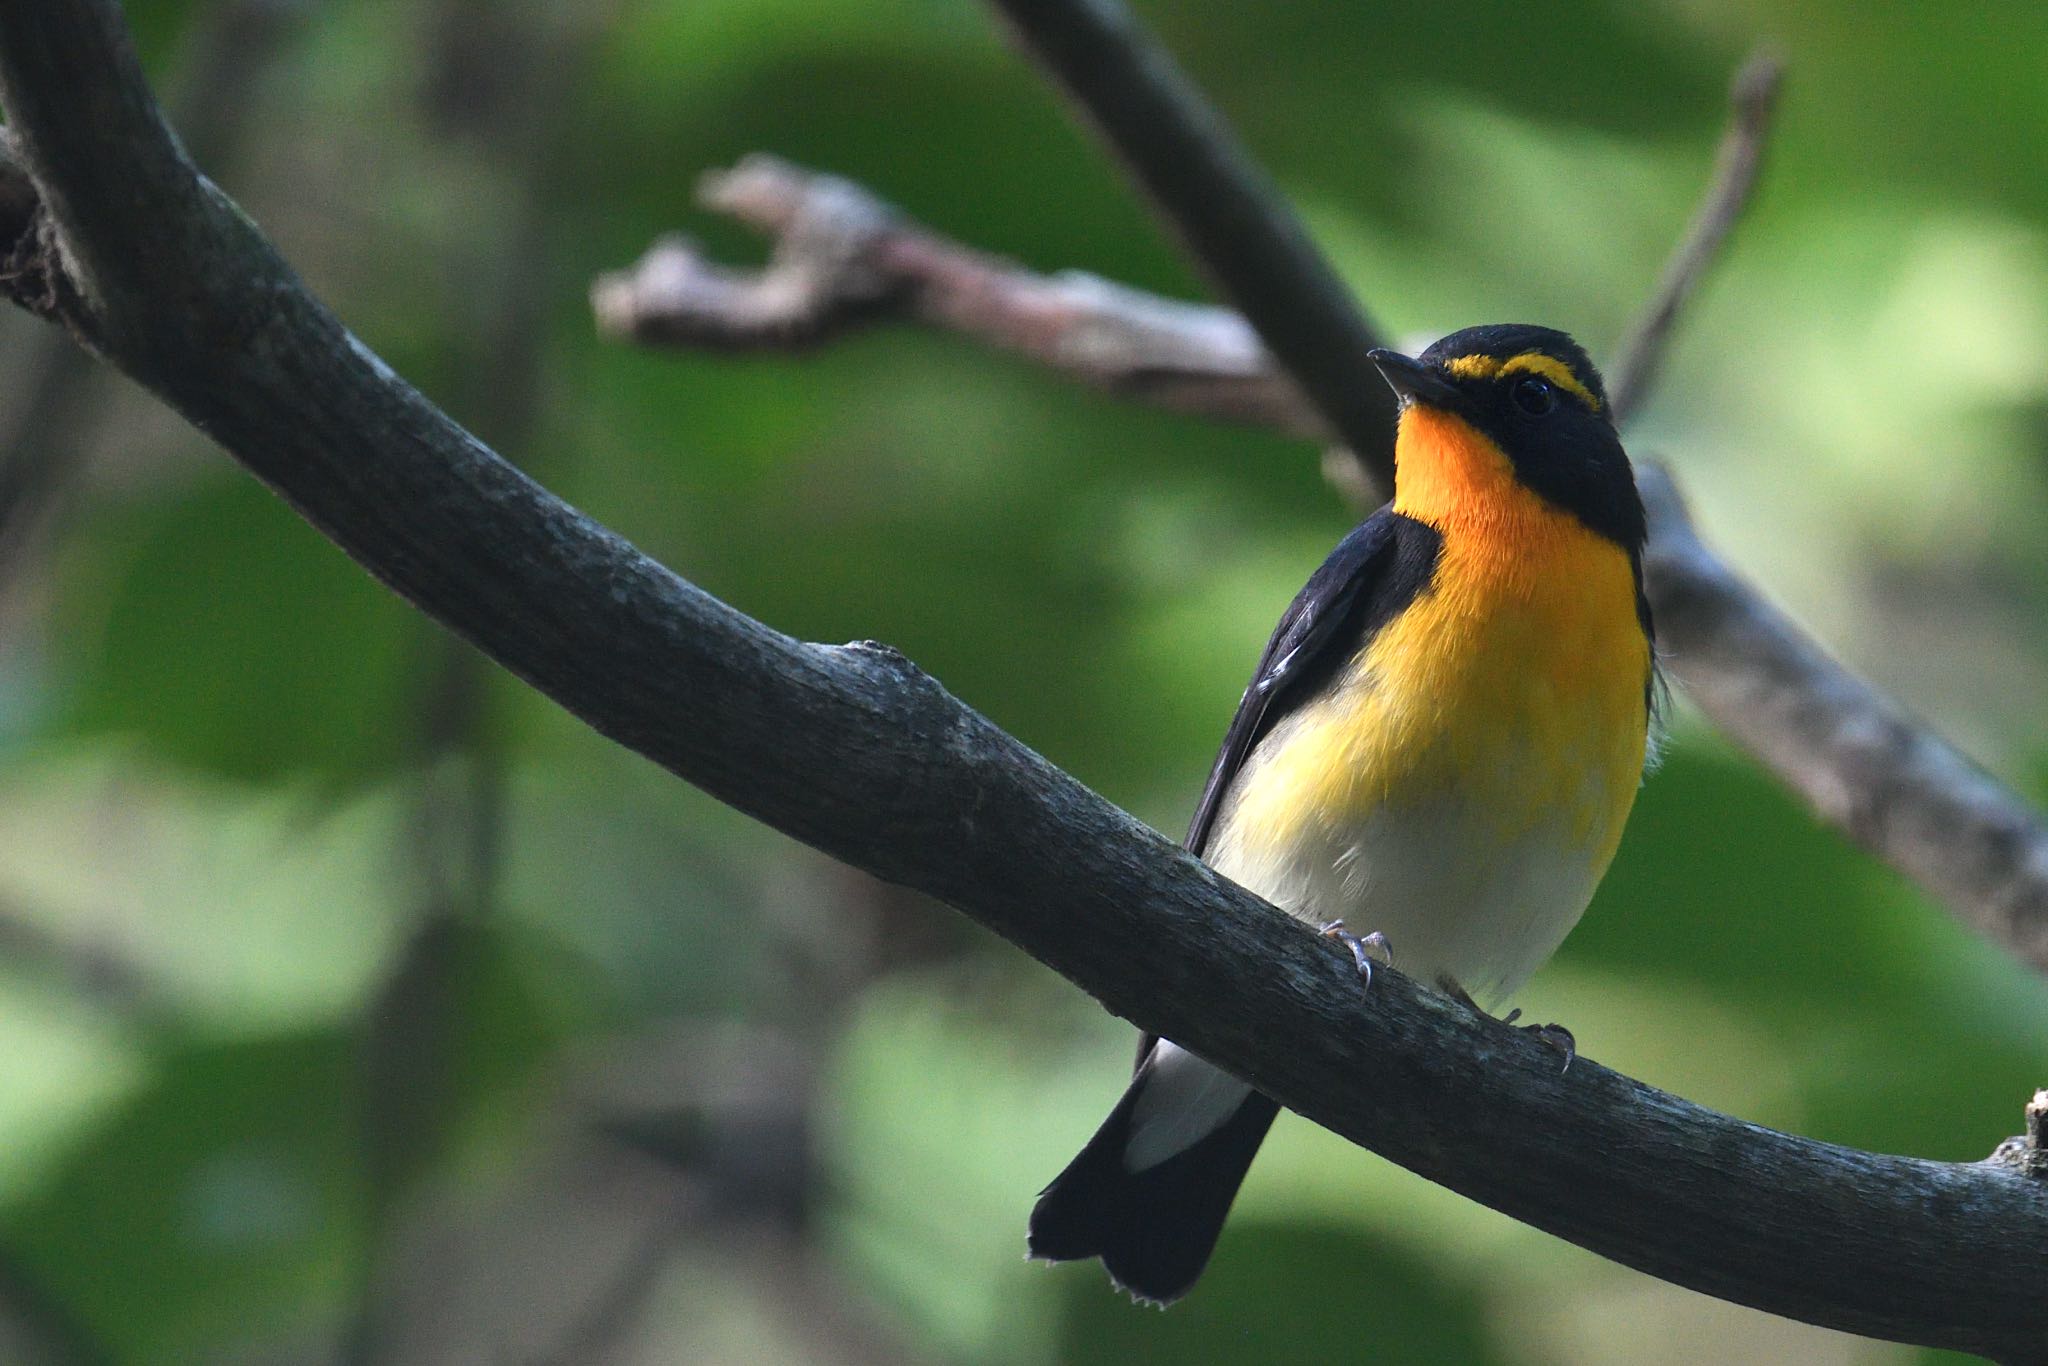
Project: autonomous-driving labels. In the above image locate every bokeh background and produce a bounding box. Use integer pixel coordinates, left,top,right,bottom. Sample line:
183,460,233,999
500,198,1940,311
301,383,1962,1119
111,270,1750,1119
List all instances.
0,0,2042,1361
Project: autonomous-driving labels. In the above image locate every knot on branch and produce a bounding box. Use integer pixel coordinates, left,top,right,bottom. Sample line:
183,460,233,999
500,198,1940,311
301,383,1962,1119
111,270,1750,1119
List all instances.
0,203,61,321
839,637,911,668
1987,1090,2048,1180
0,134,60,324
830,637,962,741
0,132,92,342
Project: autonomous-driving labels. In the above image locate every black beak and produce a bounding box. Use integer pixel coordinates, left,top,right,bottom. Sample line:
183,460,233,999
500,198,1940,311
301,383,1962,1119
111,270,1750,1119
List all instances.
1368,349,1462,410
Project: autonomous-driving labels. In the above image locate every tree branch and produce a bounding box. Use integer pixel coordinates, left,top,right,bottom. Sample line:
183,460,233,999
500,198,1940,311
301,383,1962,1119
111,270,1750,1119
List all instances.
2,1,2047,1354
1640,467,2048,968
591,155,1323,440
1606,49,1783,422
985,0,1391,488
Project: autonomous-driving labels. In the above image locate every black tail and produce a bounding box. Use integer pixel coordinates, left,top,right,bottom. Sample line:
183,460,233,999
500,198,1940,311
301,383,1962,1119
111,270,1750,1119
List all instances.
1027,1071,1279,1305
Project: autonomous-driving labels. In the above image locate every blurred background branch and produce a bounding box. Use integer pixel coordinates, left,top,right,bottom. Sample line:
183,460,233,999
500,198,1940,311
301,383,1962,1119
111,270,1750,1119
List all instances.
0,1242,110,1366
1639,466,2048,973
1606,50,1784,422
592,157,1322,439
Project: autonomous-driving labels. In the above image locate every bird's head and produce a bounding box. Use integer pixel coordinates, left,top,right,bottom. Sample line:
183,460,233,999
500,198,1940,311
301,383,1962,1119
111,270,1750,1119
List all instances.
1369,324,1644,551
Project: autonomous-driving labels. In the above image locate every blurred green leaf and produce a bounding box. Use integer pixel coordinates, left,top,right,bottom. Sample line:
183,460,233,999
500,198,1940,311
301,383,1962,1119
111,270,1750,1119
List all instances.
51,476,419,785
1,1032,366,1363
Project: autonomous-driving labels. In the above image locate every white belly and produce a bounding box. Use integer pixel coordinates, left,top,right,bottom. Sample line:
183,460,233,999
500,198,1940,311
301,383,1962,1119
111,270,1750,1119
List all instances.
1206,769,1608,1009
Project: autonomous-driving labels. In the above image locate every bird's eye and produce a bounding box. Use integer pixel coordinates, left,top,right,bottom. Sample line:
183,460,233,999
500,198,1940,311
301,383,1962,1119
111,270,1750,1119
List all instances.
1511,376,1556,416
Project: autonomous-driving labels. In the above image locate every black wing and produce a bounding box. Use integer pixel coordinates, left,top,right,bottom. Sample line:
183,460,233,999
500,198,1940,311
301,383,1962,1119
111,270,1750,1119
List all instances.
1133,508,1439,1076
1183,507,1441,856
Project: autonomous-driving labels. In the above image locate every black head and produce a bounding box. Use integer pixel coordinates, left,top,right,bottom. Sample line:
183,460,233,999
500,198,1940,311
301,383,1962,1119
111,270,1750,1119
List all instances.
1369,324,1644,551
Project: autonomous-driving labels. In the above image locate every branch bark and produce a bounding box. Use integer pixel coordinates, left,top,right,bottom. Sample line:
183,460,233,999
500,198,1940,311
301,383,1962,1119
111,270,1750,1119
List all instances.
2,0,2047,1355
0,0,311,579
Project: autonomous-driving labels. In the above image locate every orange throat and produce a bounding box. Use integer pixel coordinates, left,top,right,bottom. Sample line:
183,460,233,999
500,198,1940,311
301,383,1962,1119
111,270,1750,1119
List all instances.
1391,405,1536,531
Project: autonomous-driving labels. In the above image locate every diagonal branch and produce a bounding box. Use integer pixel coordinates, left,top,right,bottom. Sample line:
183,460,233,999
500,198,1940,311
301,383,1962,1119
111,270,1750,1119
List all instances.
591,155,1321,438
1,1,2047,1356
984,0,1392,489
1640,468,2048,967
1606,49,1783,422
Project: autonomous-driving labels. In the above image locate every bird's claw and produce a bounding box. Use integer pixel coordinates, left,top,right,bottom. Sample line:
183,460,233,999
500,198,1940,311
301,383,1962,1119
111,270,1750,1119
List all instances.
1520,1020,1576,1074
1470,1004,1574,1075
1319,920,1392,989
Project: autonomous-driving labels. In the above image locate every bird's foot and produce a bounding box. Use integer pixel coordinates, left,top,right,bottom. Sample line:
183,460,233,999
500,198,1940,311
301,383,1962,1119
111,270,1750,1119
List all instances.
1441,987,1575,1075
1319,920,1392,989
1500,1009,1576,1073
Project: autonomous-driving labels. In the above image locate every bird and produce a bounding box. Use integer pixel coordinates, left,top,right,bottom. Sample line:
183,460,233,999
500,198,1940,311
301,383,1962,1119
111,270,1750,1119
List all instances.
1025,323,1656,1305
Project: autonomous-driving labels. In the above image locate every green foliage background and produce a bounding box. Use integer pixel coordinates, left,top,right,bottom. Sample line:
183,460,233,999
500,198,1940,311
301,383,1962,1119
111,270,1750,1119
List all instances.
0,0,2042,1360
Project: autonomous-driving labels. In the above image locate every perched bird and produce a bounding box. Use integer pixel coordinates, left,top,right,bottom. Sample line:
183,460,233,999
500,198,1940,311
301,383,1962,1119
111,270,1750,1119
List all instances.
1026,324,1656,1304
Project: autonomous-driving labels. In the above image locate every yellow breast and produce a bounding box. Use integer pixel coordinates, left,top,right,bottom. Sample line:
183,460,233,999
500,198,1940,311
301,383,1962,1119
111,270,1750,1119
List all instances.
1224,407,1650,873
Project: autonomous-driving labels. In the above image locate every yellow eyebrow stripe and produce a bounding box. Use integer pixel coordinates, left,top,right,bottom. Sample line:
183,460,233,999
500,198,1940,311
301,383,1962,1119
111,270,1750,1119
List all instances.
1443,354,1501,381
1442,350,1602,412
1501,353,1601,410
